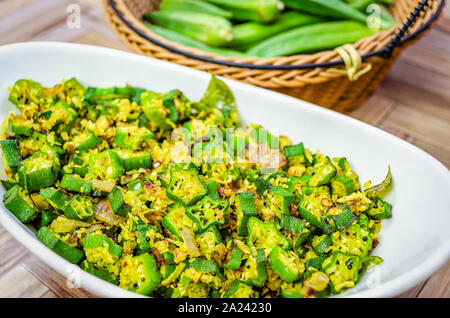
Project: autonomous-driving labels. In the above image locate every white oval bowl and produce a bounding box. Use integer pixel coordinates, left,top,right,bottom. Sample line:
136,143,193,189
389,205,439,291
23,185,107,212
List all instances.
0,42,448,298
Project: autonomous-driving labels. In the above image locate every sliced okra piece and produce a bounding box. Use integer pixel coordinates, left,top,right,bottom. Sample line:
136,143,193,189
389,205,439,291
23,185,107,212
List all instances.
280,214,307,234
366,198,392,220
83,233,123,268
190,258,223,280
0,139,21,171
17,151,59,192
311,234,333,255
332,224,373,257
72,131,101,151
107,186,131,217
60,174,93,194
323,252,361,294
8,79,42,108
235,192,258,237
186,196,229,232
266,186,295,219
331,174,355,197
204,180,220,200
87,150,124,180
241,248,268,287
40,187,69,210
113,148,152,171
137,224,161,252
162,204,198,241
63,194,94,221
8,115,33,136
269,246,304,283
166,167,207,207
247,217,290,254
158,162,196,188
114,123,153,149
309,156,336,186
1,180,19,191
225,280,259,298
223,246,243,270
321,205,357,234
141,91,174,131
35,210,58,230
284,142,306,165
119,254,162,296
3,185,37,223
37,227,84,264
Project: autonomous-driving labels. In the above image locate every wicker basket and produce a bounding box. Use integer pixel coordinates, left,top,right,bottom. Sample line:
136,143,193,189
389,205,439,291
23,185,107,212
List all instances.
103,0,445,112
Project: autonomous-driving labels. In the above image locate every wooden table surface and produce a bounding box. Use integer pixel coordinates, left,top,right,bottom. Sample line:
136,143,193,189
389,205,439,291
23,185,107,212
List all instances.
0,0,448,298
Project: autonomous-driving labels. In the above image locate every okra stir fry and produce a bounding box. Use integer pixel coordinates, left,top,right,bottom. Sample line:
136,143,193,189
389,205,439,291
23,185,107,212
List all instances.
0,76,393,298
143,0,397,58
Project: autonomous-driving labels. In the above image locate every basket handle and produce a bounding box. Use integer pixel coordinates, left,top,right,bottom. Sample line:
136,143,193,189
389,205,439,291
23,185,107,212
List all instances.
380,0,431,59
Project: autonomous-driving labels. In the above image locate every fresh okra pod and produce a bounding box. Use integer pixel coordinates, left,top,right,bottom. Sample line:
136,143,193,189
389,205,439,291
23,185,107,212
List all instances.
203,0,284,22
230,11,323,49
247,20,376,58
159,0,233,18
143,10,233,46
145,24,250,57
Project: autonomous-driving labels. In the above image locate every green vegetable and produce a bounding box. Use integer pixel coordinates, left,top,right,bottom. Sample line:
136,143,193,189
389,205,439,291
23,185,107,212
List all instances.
166,167,207,206
63,195,94,221
84,233,123,267
203,0,284,22
247,217,290,254
114,123,153,149
225,280,258,298
145,24,249,57
159,0,233,18
186,196,229,232
60,174,93,194
137,224,161,252
8,116,33,136
40,187,69,210
364,167,392,199
119,254,162,295
113,148,152,171
284,0,369,25
107,186,131,217
87,150,124,180
3,184,37,223
8,79,42,109
17,151,59,193
367,198,392,219
266,186,295,219
223,246,243,270
323,252,361,294
247,21,376,57
0,139,20,171
162,204,198,240
37,227,84,264
241,248,268,287
331,174,355,197
234,192,258,236
230,11,323,49
268,246,303,283
143,11,233,46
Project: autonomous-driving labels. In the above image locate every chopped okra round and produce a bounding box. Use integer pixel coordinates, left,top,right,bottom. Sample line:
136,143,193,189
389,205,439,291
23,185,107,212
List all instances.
0,76,393,298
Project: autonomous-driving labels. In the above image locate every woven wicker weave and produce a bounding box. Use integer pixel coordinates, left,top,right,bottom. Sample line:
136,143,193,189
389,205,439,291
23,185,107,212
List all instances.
103,0,444,112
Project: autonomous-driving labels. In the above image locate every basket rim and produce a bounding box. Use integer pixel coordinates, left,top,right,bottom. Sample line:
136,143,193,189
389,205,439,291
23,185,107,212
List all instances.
108,0,445,70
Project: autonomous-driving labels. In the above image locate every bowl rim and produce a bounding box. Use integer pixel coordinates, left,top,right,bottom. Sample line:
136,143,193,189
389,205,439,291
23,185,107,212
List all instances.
0,41,448,298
